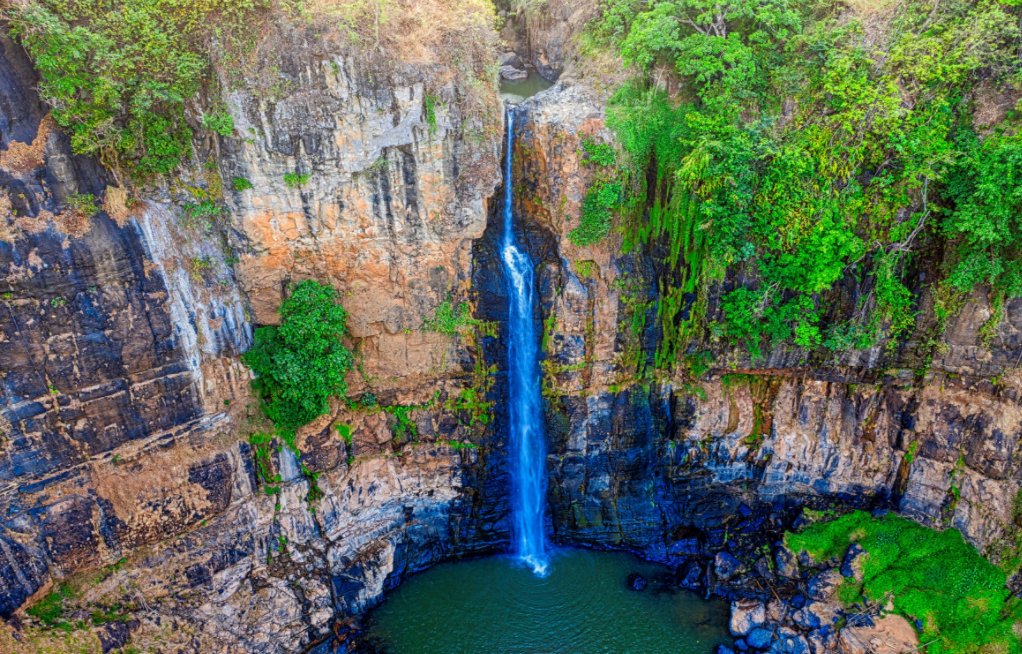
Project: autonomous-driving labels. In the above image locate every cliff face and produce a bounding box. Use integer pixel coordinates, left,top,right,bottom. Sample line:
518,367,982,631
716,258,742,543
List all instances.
512,84,1022,565
2,3,1021,653
0,18,509,653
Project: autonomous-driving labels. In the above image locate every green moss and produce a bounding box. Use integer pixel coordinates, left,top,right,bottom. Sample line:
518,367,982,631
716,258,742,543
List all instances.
26,583,75,627
786,511,1022,654
569,179,621,247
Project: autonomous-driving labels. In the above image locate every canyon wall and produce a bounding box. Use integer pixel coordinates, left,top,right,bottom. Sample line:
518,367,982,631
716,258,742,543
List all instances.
512,84,1022,569
0,19,510,653
1,3,1020,653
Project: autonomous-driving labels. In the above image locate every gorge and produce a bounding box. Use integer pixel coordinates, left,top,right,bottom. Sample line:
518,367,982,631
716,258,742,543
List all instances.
0,1,1021,654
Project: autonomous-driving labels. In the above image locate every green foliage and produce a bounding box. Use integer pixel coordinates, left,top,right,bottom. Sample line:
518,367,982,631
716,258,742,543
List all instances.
384,405,418,442
231,176,254,192
242,280,354,434
27,583,75,627
283,172,311,188
424,92,439,133
202,110,235,137
335,422,353,444
65,193,98,217
423,298,477,336
7,1,267,177
596,0,1022,363
569,179,622,246
943,128,1022,297
787,511,1022,654
581,137,616,167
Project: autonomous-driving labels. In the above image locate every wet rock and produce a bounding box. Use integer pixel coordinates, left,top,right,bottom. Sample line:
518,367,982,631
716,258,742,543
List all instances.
768,630,809,654
677,560,705,591
626,572,648,591
730,599,766,636
774,546,799,579
716,552,744,581
500,65,528,81
746,627,774,650
840,543,867,581
807,570,844,602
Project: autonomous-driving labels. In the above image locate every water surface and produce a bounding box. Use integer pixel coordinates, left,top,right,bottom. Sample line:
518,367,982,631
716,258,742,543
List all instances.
500,71,554,103
364,549,729,654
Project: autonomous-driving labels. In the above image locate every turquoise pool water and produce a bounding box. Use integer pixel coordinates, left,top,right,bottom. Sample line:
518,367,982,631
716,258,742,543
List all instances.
363,549,730,654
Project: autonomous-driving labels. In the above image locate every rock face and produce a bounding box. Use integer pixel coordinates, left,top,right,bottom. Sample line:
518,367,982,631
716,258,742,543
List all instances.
512,82,1022,569
2,6,1022,653
0,20,508,653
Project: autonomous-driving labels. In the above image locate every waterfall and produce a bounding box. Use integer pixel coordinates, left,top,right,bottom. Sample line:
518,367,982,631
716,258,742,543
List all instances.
500,107,549,576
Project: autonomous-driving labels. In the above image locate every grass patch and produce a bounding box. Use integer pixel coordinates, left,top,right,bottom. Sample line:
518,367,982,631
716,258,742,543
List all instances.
786,511,1022,654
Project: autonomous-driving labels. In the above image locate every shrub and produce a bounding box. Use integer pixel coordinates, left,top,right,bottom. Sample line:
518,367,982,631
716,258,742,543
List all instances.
283,172,311,188
202,110,235,137
786,511,1022,654
65,192,98,217
231,176,254,192
7,1,267,178
423,298,476,335
242,280,354,434
569,180,621,246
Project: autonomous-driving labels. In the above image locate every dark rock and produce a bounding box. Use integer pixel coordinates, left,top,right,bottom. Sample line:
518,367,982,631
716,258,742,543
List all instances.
840,543,866,581
774,545,799,579
1008,569,1022,598
500,65,528,81
746,627,774,650
677,559,704,591
498,51,523,68
734,639,749,651
716,646,737,654
626,572,648,591
807,570,842,601
715,552,743,581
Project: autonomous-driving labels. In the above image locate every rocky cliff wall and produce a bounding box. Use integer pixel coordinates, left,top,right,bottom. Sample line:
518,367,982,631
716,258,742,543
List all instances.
512,83,1022,569
0,18,512,653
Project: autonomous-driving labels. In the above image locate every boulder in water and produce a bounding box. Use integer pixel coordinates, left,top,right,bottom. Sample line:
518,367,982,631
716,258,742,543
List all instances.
626,572,648,591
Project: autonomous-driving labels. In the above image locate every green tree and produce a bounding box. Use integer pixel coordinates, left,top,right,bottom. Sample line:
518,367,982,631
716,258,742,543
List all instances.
243,280,354,434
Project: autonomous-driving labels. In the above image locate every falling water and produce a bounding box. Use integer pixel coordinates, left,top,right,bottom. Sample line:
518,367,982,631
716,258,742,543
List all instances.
500,108,549,576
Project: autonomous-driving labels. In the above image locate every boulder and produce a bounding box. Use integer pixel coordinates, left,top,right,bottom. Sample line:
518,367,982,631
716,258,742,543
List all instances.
716,552,744,581
837,614,918,654
730,599,766,636
500,65,528,81
746,627,774,650
840,543,867,582
678,559,705,591
626,572,648,591
807,570,843,601
774,545,799,579
498,51,524,68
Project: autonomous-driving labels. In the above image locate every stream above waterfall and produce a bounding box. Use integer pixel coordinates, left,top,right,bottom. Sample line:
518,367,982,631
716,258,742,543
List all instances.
362,548,730,654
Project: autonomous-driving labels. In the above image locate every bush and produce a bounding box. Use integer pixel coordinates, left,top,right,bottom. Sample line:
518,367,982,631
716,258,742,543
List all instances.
7,2,267,178
242,280,354,434
423,298,476,335
569,180,621,246
231,176,254,192
283,172,311,188
786,511,1022,654
203,110,235,137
